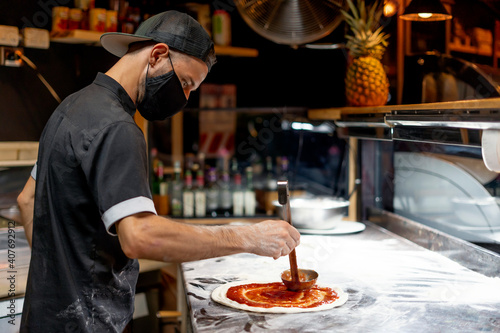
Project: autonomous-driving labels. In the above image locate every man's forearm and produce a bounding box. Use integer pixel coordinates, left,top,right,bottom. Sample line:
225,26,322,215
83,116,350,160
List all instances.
22,222,33,248
117,213,299,262
117,214,249,262
17,177,36,248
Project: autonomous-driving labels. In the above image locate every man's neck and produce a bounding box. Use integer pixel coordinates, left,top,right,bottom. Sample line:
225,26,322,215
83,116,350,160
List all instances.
105,55,146,105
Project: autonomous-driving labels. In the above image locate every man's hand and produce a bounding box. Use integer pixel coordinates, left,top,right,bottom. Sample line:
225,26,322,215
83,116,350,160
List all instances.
243,220,301,259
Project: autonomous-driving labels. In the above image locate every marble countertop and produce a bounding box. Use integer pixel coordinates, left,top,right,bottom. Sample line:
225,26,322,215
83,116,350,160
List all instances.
181,222,500,332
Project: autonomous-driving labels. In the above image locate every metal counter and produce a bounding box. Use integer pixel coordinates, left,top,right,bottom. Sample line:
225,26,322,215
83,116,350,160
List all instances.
181,220,500,332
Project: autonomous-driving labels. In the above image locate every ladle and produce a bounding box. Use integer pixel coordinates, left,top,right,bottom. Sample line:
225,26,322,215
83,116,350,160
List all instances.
277,180,319,291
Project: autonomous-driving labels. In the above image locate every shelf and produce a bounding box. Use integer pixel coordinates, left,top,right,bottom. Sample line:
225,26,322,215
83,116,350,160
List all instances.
50,30,258,57
214,45,258,57
50,29,102,45
308,97,500,120
449,42,493,57
0,160,37,167
0,142,38,168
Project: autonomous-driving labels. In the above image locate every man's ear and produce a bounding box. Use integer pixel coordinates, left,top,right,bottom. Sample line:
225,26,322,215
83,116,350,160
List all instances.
149,43,170,67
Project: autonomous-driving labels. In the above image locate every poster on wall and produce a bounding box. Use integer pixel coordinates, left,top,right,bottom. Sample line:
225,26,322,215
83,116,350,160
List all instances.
198,111,236,160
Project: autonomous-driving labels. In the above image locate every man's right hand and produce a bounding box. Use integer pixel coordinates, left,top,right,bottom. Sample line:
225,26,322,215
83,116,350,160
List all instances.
243,220,301,259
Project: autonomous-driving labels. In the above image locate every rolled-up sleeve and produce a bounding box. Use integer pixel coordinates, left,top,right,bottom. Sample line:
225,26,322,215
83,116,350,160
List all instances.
31,163,37,180
81,121,157,236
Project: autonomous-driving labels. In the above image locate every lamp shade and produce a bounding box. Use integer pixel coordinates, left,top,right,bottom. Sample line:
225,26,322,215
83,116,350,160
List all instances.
400,0,452,21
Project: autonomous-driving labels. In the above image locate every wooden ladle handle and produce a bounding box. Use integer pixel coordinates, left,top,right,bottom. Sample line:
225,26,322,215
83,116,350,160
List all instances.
277,180,300,283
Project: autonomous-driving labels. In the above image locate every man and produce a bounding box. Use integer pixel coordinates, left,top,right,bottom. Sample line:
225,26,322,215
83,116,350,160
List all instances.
17,11,300,332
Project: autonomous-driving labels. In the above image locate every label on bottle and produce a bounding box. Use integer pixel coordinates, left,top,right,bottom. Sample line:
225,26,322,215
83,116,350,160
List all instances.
195,191,206,217
171,198,182,217
233,191,244,216
207,189,218,211
220,189,232,210
244,190,256,216
159,182,168,195
183,192,194,217
212,10,231,46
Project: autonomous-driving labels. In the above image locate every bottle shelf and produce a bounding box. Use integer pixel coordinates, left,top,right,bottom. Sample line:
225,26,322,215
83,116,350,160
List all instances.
50,29,103,44
449,42,496,57
50,29,258,57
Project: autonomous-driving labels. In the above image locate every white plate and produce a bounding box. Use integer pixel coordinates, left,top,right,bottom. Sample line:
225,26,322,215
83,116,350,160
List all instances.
297,221,366,235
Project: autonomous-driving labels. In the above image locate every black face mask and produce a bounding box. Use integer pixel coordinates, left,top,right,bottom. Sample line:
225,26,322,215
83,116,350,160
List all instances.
137,57,187,121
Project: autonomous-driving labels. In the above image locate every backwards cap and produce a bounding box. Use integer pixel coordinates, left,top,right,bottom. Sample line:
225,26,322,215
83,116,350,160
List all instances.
101,10,216,71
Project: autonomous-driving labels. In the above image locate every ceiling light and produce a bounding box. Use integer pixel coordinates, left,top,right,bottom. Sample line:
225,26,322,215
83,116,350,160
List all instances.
384,0,398,17
400,0,452,21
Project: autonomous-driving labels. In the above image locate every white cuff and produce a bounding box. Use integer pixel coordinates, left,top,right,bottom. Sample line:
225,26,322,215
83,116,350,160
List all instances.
31,163,37,180
102,196,157,236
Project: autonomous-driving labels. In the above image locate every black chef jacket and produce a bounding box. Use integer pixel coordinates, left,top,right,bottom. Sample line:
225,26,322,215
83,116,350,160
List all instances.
21,73,157,332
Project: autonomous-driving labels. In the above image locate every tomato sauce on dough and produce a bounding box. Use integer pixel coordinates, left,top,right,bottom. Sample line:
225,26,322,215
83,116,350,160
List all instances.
226,282,339,308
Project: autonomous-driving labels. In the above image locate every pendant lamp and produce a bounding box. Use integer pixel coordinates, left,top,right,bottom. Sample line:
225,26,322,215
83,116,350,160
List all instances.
400,0,452,21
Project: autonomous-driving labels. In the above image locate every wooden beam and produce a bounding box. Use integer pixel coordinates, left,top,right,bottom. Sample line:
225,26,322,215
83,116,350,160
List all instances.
397,1,405,105
347,137,359,222
214,45,258,57
308,108,342,120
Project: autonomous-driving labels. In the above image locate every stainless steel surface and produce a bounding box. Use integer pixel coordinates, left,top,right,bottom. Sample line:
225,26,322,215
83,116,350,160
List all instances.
391,126,481,146
335,121,390,128
181,220,500,332
334,108,500,145
386,109,500,130
273,196,349,230
367,208,500,277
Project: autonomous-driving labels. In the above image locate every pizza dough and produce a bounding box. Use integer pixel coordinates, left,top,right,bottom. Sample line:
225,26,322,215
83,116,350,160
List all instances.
211,280,348,314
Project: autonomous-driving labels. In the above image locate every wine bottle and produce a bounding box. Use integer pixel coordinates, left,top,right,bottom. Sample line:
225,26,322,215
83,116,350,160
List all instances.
152,160,163,213
182,170,194,217
194,170,207,217
158,180,169,215
232,172,244,216
218,170,232,217
244,166,256,216
171,161,183,217
265,155,277,191
206,168,219,217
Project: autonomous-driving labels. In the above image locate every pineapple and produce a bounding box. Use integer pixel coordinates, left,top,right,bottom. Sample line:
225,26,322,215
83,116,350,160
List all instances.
342,0,390,106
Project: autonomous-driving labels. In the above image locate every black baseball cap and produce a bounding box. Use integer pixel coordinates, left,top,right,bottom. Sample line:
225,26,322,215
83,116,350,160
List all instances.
101,10,216,71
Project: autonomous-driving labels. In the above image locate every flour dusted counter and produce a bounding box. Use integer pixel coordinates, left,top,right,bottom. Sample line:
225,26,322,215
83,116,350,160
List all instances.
180,219,500,332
